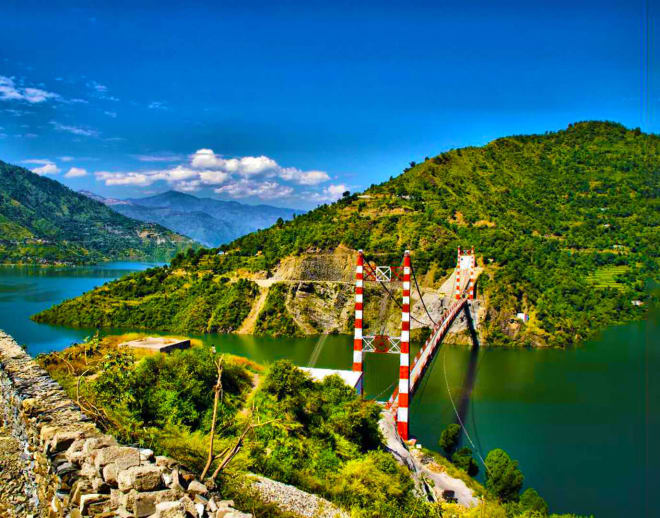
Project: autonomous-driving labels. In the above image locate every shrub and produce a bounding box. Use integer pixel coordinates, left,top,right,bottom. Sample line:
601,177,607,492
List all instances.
484,448,524,502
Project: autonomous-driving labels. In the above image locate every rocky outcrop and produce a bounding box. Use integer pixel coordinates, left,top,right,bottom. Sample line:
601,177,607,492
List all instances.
0,329,250,518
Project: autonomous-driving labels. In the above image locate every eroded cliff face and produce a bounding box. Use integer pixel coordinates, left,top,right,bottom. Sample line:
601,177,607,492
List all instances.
245,246,487,343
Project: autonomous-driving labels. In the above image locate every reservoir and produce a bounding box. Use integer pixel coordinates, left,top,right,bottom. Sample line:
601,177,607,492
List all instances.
0,263,657,517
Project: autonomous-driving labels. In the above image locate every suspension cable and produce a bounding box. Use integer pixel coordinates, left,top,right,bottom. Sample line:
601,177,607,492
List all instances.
409,257,437,327
368,379,398,402
442,345,490,475
361,253,432,327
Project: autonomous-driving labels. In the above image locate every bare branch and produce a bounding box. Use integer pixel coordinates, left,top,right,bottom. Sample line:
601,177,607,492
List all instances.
201,355,224,480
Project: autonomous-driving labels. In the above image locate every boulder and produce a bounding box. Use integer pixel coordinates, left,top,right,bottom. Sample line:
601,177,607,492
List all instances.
79,493,109,515
65,438,88,464
131,489,180,518
117,465,162,492
102,463,119,486
155,501,186,518
155,456,177,469
139,448,154,462
186,480,208,495
94,446,140,471
51,427,93,453
82,436,118,462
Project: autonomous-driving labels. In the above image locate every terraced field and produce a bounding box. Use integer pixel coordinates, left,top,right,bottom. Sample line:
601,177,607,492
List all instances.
585,265,630,289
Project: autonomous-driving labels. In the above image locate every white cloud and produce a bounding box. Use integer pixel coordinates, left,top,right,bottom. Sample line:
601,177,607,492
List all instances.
278,167,329,185
87,81,107,93
308,183,349,202
22,87,59,103
190,150,277,175
190,149,224,169
133,153,184,163
27,159,60,175
148,101,167,110
3,108,28,116
234,156,278,175
199,170,231,185
50,121,99,137
0,76,60,103
86,80,118,101
64,167,88,178
95,166,219,187
104,110,117,118
173,180,201,192
22,159,52,165
94,147,334,203
214,179,294,199
96,171,151,186
189,148,327,184
59,156,75,162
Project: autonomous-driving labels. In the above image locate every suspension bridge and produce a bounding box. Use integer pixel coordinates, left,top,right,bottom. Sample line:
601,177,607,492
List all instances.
352,247,479,441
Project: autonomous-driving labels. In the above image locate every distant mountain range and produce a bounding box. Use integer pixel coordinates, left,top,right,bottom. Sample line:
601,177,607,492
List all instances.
0,161,194,265
79,190,302,247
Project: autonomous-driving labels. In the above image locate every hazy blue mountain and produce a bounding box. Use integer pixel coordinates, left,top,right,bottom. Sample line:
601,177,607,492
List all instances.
81,190,302,247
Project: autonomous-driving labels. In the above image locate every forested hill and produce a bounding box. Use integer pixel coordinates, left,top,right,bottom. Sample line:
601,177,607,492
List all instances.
35,122,659,346
0,160,195,264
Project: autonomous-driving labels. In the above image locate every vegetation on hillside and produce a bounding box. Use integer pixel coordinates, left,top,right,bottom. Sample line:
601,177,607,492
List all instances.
254,283,302,336
34,122,659,346
0,160,194,264
37,339,438,516
38,336,591,517
34,264,258,333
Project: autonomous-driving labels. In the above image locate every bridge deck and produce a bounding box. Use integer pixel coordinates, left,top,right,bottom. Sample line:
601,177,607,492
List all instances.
386,297,468,415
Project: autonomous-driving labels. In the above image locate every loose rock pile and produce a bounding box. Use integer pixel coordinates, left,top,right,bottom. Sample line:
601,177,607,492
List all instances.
0,330,251,518
0,425,35,517
251,476,347,518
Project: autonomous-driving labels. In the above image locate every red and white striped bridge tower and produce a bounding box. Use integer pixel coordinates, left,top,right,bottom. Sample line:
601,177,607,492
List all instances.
351,249,412,437
455,247,476,300
354,247,479,442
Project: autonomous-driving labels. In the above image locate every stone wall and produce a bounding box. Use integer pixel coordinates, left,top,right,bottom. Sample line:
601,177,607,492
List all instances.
0,330,250,518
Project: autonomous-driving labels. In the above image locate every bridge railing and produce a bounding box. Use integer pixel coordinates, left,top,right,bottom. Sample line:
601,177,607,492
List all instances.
384,297,468,414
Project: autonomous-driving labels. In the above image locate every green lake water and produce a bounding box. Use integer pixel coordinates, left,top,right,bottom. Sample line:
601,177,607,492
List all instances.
0,263,657,517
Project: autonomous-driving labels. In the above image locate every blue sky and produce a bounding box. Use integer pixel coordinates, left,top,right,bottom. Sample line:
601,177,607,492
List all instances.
0,0,656,208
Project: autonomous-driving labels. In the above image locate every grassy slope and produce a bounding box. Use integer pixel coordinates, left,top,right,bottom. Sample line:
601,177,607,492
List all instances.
0,160,195,264
34,122,659,346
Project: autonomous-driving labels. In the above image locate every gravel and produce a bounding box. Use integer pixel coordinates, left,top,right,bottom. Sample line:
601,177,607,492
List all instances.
0,425,36,517
251,475,348,518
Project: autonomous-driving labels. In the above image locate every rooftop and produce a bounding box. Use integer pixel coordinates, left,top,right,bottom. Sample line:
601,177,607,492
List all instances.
119,337,191,353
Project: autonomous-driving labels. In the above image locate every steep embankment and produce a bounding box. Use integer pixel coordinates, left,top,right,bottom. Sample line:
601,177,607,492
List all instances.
0,160,195,264
34,122,659,346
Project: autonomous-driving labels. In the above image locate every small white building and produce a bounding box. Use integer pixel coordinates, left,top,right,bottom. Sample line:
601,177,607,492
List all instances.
516,312,529,323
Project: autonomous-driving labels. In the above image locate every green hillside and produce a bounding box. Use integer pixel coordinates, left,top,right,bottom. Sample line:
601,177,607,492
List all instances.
0,160,195,264
34,122,659,346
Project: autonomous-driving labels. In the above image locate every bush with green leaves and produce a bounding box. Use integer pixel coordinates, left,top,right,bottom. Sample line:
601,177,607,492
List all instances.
451,446,479,476
484,448,524,502
439,423,461,456
520,488,549,515
90,346,253,439
249,360,438,516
